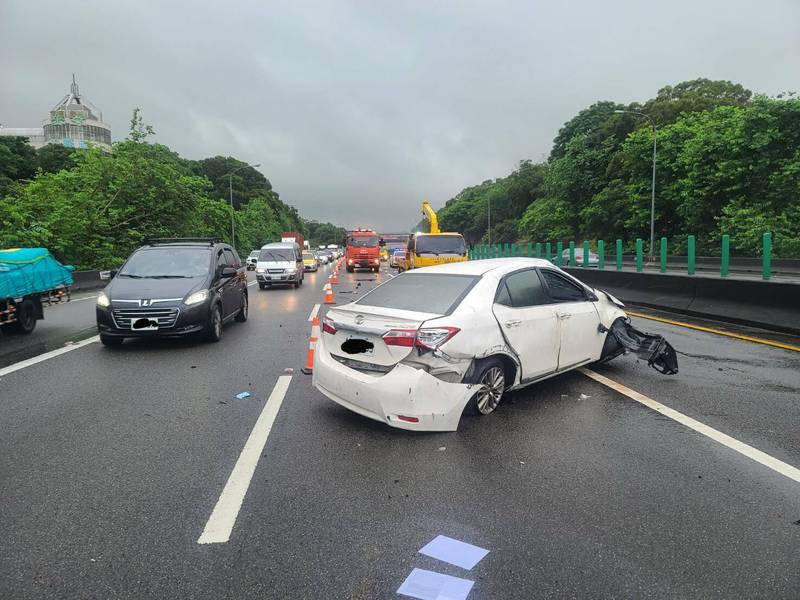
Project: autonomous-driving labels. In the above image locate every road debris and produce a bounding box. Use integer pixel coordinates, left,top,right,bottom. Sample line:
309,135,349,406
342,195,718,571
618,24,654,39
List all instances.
235,391,251,399
437,446,446,452
579,393,591,400
397,568,474,600
419,534,489,570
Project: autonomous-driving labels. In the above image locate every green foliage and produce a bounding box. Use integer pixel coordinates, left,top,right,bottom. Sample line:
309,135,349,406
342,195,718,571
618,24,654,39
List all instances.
0,137,37,197
36,144,76,173
304,221,346,247
437,79,799,257
0,110,307,269
191,156,272,210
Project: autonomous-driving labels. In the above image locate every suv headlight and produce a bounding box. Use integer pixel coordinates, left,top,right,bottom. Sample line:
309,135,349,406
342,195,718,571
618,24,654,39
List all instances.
256,268,265,274
96,292,110,307
286,266,297,273
184,289,209,306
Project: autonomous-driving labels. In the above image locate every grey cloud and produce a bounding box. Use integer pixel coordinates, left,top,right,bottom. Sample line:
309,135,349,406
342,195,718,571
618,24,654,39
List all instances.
2,0,798,230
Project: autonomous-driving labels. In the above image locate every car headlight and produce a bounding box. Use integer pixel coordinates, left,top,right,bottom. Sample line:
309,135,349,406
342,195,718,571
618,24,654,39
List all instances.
256,268,265,274
286,266,297,273
184,289,209,305
96,292,110,307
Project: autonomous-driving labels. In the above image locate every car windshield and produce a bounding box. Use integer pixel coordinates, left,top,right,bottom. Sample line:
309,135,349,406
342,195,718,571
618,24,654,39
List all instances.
356,273,478,315
259,249,295,262
348,236,379,247
302,252,315,260
249,251,259,258
119,247,210,278
414,235,466,256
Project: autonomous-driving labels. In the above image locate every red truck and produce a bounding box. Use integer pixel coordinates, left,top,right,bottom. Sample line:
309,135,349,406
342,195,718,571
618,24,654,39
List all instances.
344,228,383,273
281,231,306,250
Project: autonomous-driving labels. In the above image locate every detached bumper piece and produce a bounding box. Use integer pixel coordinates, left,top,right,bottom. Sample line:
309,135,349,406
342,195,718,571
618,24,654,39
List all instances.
611,318,679,375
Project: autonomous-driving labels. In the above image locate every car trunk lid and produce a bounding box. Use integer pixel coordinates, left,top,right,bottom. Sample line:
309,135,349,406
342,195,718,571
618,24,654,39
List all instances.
325,305,437,367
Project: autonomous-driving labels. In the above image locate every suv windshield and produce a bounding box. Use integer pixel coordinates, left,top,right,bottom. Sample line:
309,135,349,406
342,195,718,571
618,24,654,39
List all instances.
119,247,210,278
414,235,466,256
249,251,259,258
356,273,478,315
259,249,295,262
348,236,379,247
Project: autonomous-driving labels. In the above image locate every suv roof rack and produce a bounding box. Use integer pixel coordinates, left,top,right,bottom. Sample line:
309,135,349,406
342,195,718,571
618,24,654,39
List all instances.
144,237,222,246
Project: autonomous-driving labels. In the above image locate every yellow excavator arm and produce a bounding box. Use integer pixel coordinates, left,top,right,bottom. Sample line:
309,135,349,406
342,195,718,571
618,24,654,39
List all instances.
421,200,440,234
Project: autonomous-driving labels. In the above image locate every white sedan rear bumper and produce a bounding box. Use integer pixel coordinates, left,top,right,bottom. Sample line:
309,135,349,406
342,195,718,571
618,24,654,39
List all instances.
312,335,476,432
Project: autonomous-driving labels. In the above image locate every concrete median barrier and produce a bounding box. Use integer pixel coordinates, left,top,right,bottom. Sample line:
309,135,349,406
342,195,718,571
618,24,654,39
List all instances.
70,270,106,292
563,268,800,334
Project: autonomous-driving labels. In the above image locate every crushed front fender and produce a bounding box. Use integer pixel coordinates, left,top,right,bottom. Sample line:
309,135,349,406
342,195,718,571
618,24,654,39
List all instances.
610,318,679,375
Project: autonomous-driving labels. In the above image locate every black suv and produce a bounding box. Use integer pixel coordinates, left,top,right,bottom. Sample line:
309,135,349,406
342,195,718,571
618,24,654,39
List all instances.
96,238,248,346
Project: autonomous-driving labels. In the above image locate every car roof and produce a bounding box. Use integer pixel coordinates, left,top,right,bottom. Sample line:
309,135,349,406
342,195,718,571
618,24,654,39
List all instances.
409,257,554,276
260,242,296,249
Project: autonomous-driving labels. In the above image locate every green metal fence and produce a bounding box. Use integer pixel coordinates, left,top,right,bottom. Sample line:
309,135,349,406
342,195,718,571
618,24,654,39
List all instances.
468,233,775,280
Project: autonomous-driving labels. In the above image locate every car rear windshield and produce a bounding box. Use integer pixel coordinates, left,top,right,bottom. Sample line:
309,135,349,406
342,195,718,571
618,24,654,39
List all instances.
119,247,210,278
303,252,315,259
348,236,379,247
259,249,295,262
415,235,466,256
355,273,479,315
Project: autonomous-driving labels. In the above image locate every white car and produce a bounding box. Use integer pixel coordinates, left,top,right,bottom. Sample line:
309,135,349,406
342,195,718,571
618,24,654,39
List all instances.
246,250,259,270
313,258,680,432
560,248,599,267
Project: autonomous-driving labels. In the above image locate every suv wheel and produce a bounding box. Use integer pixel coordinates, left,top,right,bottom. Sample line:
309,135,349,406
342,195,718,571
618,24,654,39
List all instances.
205,304,223,342
235,293,248,322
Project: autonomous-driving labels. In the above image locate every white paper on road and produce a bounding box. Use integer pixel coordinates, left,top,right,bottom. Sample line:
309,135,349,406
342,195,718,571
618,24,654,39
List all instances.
419,535,489,570
396,568,474,600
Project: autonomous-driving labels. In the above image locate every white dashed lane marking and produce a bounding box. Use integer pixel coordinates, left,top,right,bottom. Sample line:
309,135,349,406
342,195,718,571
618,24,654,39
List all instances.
581,368,800,484
197,375,292,544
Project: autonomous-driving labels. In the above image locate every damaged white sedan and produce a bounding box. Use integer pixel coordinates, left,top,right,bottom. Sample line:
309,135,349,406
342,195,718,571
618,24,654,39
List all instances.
312,258,677,432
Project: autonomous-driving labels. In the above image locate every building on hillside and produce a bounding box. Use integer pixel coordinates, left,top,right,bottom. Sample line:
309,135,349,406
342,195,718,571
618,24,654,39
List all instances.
0,75,112,151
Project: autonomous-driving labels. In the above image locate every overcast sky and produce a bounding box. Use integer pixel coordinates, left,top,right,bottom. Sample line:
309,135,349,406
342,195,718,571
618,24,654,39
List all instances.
1,1,798,231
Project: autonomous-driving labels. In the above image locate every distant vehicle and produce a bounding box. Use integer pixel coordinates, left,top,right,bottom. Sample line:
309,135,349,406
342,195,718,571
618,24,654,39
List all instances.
302,251,318,272
95,238,248,346
379,246,389,262
313,258,677,432
401,202,468,271
560,248,599,267
0,248,73,335
281,231,305,251
344,228,383,273
389,248,405,269
246,250,259,270
256,242,305,289
318,250,332,264
326,244,340,259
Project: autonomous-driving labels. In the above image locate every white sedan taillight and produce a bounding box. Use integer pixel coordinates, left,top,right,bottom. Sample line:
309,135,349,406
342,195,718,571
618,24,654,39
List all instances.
322,316,337,335
382,327,460,350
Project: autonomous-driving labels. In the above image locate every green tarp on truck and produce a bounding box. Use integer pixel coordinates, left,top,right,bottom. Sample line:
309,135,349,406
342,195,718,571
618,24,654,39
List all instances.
0,248,74,299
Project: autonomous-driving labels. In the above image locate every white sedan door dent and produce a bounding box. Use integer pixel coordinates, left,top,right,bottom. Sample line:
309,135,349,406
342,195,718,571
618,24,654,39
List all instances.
491,303,560,380
555,301,604,369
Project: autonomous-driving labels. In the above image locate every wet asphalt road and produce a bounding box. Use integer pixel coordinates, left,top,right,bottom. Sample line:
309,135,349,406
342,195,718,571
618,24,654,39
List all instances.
1,263,799,599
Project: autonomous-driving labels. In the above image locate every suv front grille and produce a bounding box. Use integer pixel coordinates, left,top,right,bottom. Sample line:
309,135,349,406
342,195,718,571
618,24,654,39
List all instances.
267,269,285,274
111,307,180,329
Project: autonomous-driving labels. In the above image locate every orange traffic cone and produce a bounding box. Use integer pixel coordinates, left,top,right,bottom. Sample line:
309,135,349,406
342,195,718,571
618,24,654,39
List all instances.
324,283,336,304
330,270,339,285
301,317,320,374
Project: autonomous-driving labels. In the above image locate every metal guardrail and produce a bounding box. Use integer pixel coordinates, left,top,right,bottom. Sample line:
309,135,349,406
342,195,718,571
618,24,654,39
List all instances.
468,233,786,280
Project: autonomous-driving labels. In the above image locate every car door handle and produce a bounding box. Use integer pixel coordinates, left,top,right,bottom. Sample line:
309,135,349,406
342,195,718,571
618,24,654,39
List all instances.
558,313,572,320
504,319,521,328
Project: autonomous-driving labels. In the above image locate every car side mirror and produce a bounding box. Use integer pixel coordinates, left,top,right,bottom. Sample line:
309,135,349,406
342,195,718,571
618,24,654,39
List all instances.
100,270,117,280
220,266,237,278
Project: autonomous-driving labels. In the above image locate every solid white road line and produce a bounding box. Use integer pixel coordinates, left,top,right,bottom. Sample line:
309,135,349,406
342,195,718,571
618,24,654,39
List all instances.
580,368,800,484
247,280,257,287
0,335,100,378
307,303,320,322
66,294,100,302
197,375,292,544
